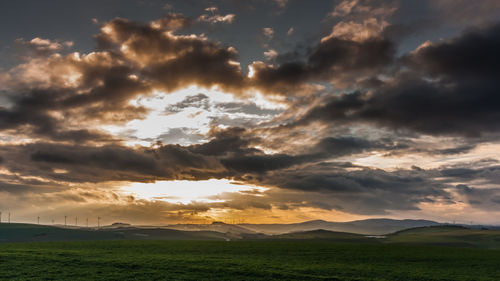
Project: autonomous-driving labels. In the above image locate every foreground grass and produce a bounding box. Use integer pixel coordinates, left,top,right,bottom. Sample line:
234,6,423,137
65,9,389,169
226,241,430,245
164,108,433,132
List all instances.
0,240,499,281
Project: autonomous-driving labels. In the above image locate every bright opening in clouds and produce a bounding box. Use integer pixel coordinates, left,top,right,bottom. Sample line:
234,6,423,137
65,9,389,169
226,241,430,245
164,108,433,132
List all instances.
122,179,268,204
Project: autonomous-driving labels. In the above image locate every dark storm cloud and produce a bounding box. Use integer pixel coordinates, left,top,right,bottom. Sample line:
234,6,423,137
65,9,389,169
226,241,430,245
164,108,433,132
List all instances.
190,128,404,174
407,24,500,79
221,153,312,174
59,65,151,119
250,35,395,93
290,22,500,137
0,88,118,142
245,0,500,96
188,127,259,157
238,159,500,214
25,143,228,183
216,136,387,174
0,127,404,188
455,184,500,211
313,136,400,155
440,164,500,184
1,134,499,215
434,144,477,155
0,141,228,188
248,162,447,214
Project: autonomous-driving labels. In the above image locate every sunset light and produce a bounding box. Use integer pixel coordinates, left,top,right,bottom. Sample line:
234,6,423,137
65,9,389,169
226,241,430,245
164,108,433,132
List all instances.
122,179,267,204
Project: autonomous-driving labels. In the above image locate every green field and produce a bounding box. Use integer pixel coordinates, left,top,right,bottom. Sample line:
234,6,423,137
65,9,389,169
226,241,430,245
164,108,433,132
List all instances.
1,240,499,281
1,224,500,280
385,226,500,248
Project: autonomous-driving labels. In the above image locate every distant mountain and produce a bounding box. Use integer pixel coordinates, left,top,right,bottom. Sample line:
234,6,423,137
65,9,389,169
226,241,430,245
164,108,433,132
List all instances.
238,219,440,235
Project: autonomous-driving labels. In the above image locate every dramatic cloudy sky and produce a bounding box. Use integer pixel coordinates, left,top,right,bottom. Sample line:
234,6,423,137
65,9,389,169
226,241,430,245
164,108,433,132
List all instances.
1,0,500,225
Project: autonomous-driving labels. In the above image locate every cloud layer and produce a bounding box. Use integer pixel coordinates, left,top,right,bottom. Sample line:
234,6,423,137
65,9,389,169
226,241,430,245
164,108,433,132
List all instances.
1,1,500,224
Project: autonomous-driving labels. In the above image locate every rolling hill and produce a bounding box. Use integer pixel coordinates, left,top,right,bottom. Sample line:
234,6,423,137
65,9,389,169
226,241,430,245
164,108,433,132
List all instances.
0,223,230,242
3,220,500,247
238,218,440,235
271,229,375,242
385,225,500,248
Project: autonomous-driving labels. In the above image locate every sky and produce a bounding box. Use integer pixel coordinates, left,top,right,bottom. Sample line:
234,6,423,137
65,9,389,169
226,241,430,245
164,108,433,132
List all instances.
1,0,500,226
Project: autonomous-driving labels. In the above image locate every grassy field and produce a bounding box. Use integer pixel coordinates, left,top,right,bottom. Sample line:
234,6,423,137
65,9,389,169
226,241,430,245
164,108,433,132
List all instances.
1,240,499,281
385,225,500,248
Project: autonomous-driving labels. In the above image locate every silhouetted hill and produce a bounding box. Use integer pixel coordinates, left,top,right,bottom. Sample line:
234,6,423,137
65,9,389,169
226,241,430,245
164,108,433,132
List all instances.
0,223,230,242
